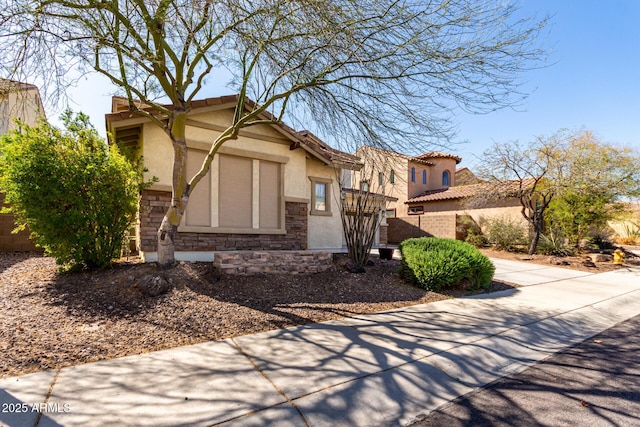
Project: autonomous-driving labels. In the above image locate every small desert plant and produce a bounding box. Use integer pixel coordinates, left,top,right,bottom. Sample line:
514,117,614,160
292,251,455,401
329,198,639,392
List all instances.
399,237,495,291
536,233,573,257
586,232,615,251
484,215,527,252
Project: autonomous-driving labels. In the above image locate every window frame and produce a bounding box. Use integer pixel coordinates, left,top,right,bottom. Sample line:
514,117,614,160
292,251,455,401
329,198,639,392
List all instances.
408,205,424,215
310,176,333,216
442,170,451,186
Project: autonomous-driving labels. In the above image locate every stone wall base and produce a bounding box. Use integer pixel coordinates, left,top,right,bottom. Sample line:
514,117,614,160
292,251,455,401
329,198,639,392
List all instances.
213,250,333,275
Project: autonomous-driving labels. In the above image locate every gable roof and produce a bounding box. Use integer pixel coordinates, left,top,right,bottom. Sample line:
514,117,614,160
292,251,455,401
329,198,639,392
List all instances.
106,95,362,170
406,178,536,204
295,130,361,170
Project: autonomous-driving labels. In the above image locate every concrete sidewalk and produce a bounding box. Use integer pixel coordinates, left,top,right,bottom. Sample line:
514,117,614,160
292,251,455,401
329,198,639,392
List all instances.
2,261,640,427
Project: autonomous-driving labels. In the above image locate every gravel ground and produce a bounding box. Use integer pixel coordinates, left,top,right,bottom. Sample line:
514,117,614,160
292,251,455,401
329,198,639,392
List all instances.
1,252,516,379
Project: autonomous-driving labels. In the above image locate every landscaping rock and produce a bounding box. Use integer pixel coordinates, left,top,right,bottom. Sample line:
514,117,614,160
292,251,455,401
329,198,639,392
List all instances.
589,253,613,263
548,257,570,266
135,275,172,297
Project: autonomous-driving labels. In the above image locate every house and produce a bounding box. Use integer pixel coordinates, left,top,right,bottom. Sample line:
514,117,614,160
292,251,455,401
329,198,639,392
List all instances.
352,146,462,217
0,79,46,252
0,79,45,134
106,95,362,263
354,146,529,243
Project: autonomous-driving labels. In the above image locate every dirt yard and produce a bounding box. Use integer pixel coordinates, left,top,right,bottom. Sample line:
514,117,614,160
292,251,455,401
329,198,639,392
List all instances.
1,252,516,379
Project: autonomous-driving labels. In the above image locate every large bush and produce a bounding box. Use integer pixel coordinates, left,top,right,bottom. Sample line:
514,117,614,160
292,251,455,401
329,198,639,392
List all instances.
0,112,144,269
399,237,495,291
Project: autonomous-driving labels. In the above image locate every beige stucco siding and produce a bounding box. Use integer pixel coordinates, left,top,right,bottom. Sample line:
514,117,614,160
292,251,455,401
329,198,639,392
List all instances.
142,116,308,201
0,88,45,133
306,159,343,249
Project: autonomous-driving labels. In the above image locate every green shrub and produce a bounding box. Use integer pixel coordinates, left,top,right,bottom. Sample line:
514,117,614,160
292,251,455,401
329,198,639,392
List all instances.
398,237,495,291
465,229,487,248
0,111,146,270
484,216,527,252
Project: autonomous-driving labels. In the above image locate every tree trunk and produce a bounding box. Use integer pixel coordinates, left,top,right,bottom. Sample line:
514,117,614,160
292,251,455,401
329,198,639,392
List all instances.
157,215,177,268
156,107,190,268
528,227,541,255
528,215,543,255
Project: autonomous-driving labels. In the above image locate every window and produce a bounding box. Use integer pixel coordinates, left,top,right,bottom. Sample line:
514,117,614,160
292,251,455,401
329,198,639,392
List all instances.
411,167,415,183
390,170,395,184
386,209,396,218
422,169,427,185
310,176,332,216
378,172,384,186
442,170,450,186
315,183,327,210
360,180,370,192
408,206,424,215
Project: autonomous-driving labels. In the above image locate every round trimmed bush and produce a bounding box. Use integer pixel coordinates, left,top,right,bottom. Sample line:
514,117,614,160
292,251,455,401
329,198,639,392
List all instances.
398,237,495,291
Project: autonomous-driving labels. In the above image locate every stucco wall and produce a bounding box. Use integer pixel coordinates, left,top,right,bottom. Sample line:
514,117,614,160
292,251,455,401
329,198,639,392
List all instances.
142,113,308,201
0,85,45,251
306,159,343,249
388,198,527,244
0,88,44,133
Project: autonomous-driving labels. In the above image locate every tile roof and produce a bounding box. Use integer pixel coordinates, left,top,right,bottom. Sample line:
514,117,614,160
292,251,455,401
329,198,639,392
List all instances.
411,151,462,164
406,178,536,204
295,130,361,169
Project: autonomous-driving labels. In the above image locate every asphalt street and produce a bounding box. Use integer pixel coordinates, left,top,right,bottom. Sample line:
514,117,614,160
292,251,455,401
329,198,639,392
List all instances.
410,314,640,427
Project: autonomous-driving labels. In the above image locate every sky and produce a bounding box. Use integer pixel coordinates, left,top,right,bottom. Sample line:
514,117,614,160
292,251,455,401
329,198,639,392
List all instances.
51,0,640,171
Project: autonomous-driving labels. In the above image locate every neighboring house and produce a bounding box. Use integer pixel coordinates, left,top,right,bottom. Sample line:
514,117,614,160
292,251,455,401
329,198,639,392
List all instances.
0,79,45,134
106,95,362,262
0,79,45,252
353,146,462,217
355,146,531,243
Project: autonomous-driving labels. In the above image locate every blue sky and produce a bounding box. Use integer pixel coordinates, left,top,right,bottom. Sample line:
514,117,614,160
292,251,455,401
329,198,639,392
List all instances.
56,0,640,171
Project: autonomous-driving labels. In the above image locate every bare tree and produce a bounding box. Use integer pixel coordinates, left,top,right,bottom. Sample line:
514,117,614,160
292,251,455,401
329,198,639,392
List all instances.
474,132,570,254
0,0,548,266
338,151,398,268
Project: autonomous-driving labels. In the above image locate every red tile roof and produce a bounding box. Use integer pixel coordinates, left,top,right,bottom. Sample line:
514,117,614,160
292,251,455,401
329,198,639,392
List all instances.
411,151,462,164
406,178,536,203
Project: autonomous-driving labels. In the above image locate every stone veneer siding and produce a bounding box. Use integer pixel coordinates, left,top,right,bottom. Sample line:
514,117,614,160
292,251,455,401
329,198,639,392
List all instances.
139,190,307,252
214,251,333,275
